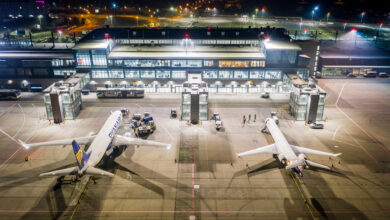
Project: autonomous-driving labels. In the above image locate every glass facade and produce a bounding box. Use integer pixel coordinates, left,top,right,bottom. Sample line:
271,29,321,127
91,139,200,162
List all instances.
219,60,249,68
234,70,248,79
203,70,218,79
76,51,91,66
92,69,108,78
125,70,139,78
219,70,234,79
204,60,215,67
156,70,170,78
108,69,124,78
123,59,170,67
172,70,186,79
54,69,76,76
140,70,155,78
172,60,202,68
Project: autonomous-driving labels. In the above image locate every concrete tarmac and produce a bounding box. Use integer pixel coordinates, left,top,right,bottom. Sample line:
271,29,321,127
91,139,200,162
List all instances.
0,78,389,219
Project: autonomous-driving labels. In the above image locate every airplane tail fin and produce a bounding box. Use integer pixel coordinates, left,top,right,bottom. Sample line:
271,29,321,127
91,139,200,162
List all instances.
72,140,91,170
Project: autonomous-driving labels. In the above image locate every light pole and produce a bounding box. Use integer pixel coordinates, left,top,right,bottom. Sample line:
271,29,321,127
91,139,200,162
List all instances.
378,22,383,31
326,12,330,22
261,8,265,18
299,21,303,30
312,10,315,22
352,28,357,46
38,14,43,26
136,16,139,26
312,5,319,23
360,12,365,23
255,8,258,17
343,22,347,32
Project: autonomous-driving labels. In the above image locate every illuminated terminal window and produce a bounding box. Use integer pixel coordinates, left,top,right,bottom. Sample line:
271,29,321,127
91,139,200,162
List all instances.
266,70,282,79
76,51,91,66
53,69,76,76
234,70,248,79
92,70,108,78
140,70,155,78
125,70,139,78
219,60,249,68
52,59,63,67
172,70,186,79
156,70,170,78
250,60,265,67
172,60,202,68
250,70,266,79
108,69,124,78
124,59,170,67
203,70,217,79
204,60,214,67
219,70,234,79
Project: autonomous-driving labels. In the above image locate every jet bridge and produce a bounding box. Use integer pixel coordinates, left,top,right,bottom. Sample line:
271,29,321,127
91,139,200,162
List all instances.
181,73,208,124
287,75,326,122
43,74,90,123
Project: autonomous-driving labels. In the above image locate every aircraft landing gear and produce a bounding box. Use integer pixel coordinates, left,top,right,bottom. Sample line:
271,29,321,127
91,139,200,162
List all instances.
91,176,96,184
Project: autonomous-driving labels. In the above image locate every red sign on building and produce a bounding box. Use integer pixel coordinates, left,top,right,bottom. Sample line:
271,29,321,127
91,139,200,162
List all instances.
77,58,83,65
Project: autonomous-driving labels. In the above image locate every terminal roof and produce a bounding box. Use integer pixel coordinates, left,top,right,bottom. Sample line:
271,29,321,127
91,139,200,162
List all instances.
79,27,290,42
73,42,110,50
109,45,265,59
0,50,73,59
263,40,302,50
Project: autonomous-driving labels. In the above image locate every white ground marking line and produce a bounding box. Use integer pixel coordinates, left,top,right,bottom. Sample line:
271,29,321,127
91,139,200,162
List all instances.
0,106,42,170
344,129,389,174
332,125,341,140
13,104,26,138
335,83,390,155
0,103,16,118
162,126,174,141
335,82,347,106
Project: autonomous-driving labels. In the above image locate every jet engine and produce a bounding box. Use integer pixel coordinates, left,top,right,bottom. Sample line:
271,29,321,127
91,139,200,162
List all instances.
278,154,287,165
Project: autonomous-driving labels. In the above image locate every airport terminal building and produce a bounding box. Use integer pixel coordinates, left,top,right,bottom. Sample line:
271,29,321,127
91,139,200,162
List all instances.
0,27,311,93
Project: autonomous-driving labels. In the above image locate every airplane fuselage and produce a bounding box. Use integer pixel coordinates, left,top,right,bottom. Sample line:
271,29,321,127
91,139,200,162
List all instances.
266,118,298,163
84,111,122,172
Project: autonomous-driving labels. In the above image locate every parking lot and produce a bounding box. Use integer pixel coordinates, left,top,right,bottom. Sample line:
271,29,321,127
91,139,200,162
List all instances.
0,78,389,219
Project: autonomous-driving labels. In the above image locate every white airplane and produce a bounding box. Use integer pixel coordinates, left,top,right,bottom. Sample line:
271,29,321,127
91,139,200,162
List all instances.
237,117,341,176
19,110,171,177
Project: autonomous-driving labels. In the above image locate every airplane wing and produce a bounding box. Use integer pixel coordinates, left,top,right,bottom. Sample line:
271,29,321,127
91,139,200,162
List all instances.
290,145,341,157
113,135,171,149
237,144,277,157
19,135,96,149
39,166,78,177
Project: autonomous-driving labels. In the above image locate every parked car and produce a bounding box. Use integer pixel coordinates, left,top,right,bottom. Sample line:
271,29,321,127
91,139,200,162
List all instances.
261,92,270,99
378,72,389,78
170,108,177,118
364,71,377,78
347,73,357,78
310,122,324,129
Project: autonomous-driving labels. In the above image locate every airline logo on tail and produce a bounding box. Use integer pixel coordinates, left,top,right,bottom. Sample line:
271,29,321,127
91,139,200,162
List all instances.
72,140,91,170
